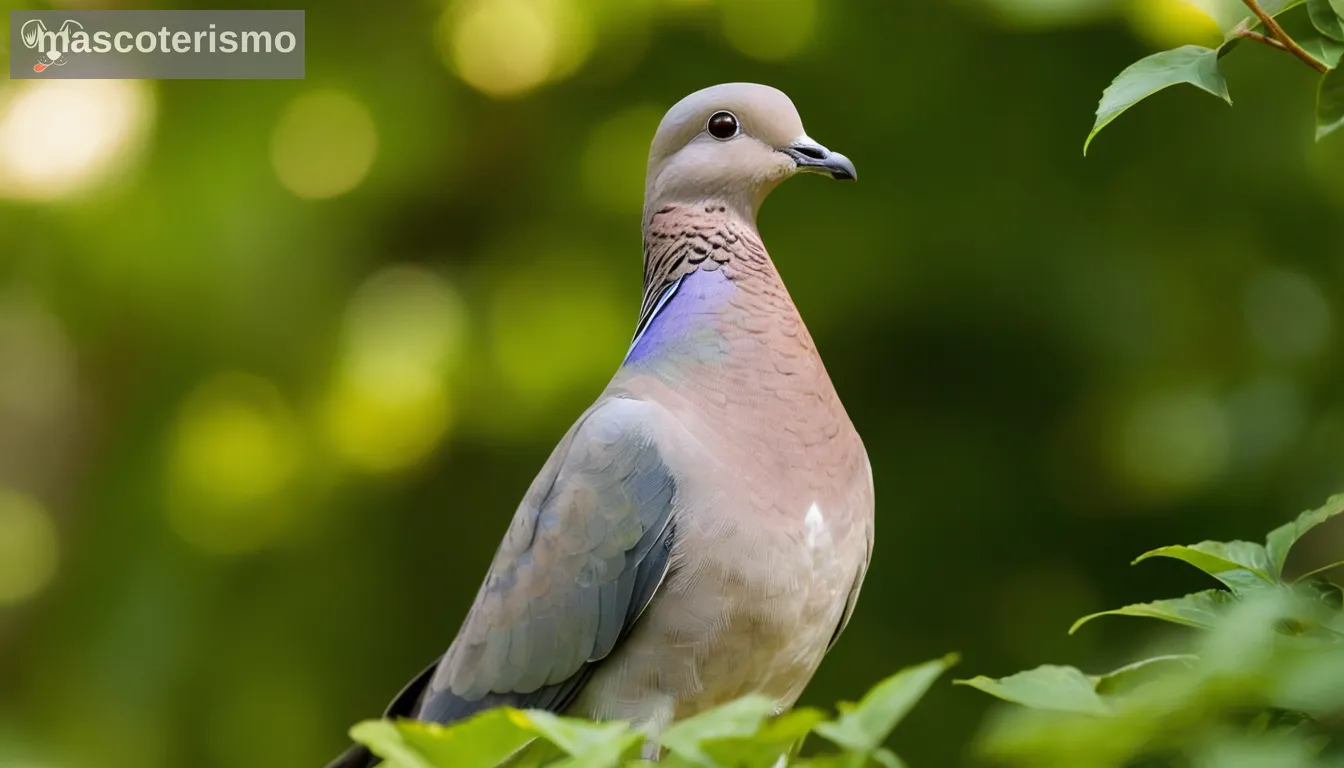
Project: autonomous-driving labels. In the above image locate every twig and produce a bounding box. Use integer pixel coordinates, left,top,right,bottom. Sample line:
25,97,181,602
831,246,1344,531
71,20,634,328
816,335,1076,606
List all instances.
1234,28,1289,51
1239,0,1330,74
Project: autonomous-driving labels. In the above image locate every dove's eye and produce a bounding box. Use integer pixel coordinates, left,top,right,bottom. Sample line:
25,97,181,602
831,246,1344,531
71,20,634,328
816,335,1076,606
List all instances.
707,111,739,140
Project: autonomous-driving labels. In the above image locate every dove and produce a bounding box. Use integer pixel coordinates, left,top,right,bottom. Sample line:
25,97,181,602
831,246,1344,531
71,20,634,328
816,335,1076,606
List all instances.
327,83,872,767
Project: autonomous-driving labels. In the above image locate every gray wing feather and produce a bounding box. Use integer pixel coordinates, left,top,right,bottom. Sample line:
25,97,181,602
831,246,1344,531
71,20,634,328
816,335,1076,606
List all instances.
414,397,677,724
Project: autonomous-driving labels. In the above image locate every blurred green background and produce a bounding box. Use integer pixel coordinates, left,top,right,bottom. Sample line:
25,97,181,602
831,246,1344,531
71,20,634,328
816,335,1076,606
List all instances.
2,0,1343,766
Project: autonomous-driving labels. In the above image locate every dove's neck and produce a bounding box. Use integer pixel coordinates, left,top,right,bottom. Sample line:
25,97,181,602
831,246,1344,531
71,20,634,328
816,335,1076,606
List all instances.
638,202,769,309
620,202,842,446
624,202,815,367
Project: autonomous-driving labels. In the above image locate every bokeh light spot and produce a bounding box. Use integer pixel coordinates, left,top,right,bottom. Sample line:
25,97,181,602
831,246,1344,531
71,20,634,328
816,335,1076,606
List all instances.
1110,388,1230,502
324,266,465,474
442,0,592,97
0,80,154,201
1244,268,1332,364
721,0,817,61
271,89,378,200
0,489,59,606
580,104,663,215
168,373,304,555
1125,0,1222,48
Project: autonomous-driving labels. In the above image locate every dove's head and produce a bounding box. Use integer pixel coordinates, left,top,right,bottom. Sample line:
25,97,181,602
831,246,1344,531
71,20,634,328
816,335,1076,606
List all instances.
644,83,856,223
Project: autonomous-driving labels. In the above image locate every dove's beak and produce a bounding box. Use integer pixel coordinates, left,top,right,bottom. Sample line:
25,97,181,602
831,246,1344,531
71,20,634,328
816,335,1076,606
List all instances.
782,139,857,181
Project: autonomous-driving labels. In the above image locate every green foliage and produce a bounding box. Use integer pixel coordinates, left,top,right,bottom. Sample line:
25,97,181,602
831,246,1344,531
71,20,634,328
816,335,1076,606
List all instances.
348,498,1344,768
958,495,1344,767
1086,0,1344,151
1085,47,1231,156
1308,0,1344,40
349,656,958,768
1069,589,1235,632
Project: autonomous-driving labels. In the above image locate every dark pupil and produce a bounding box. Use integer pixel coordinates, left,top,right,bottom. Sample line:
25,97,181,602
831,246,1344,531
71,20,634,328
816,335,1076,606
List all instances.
708,112,737,139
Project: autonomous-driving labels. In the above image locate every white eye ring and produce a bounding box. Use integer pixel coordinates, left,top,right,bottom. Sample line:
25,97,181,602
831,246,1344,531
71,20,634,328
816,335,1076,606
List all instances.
706,110,740,140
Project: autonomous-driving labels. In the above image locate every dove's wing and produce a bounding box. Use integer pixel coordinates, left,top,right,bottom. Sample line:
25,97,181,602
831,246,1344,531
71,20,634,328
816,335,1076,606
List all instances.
412,395,678,724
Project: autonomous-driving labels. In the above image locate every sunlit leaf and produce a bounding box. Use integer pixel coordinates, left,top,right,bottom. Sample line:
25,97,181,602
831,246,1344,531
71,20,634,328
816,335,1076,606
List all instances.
659,695,800,768
349,711,536,768
813,654,958,754
1334,0,1344,20
955,665,1110,715
1266,495,1344,574
791,755,894,768
664,707,826,768
349,721,438,768
1133,541,1275,593
511,738,566,768
519,710,643,767
1085,46,1231,155
1309,0,1344,39
1070,589,1237,633
660,695,776,754
718,708,828,767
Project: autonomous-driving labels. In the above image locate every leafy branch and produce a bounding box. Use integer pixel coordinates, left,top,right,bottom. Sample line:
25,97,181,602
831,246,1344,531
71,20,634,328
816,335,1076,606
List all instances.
1234,0,1329,72
957,495,1344,767
1086,0,1344,151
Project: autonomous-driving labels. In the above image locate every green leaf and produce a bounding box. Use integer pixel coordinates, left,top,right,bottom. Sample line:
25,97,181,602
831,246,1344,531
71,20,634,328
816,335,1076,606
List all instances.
518,710,643,767
1299,34,1344,67
1093,655,1200,696
660,696,815,768
349,710,536,768
736,708,828,767
1133,541,1275,593
510,739,566,768
349,721,439,768
792,755,901,768
1334,0,1344,20
662,707,827,768
813,654,958,755
955,665,1110,716
1085,46,1231,155
1070,589,1237,633
1309,0,1344,40
660,695,776,761
1266,495,1344,574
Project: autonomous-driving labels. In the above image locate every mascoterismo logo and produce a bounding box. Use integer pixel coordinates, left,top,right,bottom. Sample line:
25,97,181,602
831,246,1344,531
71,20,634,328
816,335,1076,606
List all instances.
8,10,305,79
21,19,84,73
